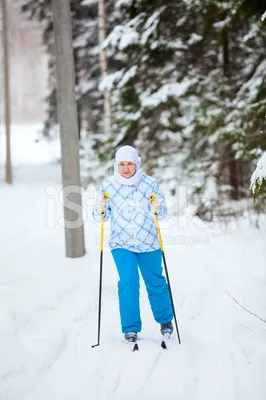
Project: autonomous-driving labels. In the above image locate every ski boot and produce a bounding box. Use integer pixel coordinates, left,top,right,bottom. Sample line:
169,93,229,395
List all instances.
160,321,173,338
124,332,138,343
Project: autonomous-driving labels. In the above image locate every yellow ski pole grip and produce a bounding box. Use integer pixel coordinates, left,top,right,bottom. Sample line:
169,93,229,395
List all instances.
150,193,164,252
100,192,109,211
100,192,109,251
102,191,109,200
150,193,156,202
150,193,160,212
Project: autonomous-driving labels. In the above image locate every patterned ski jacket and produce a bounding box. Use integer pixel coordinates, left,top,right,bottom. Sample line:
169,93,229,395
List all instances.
92,169,167,253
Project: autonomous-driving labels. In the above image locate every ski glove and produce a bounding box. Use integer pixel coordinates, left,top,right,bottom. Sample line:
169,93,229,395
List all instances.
95,198,107,212
150,198,160,213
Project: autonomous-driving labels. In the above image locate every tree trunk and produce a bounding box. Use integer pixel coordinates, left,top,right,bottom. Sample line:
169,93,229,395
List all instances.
222,28,230,78
52,0,85,258
98,0,112,136
73,49,81,140
222,29,240,200
227,147,239,200
1,0,12,184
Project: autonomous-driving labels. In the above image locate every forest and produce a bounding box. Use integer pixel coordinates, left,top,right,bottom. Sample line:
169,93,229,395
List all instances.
21,0,266,219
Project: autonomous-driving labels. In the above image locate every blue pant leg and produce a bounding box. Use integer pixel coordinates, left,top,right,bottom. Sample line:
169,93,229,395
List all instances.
137,249,173,324
111,249,141,333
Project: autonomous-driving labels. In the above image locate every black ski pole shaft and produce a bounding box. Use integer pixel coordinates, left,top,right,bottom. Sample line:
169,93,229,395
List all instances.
92,193,108,348
92,246,103,348
161,250,181,344
150,193,181,344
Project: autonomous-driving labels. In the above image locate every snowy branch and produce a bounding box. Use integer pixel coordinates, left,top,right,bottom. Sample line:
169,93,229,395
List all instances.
250,152,266,198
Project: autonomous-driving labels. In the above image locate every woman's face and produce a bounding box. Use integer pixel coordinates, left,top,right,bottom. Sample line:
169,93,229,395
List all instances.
118,161,136,178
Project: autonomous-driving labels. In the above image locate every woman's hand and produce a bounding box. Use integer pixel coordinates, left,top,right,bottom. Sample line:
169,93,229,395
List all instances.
150,198,160,213
96,197,107,211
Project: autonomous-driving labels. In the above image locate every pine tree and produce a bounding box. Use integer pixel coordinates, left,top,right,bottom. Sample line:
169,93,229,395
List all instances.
100,0,197,176
101,0,266,210
185,1,266,208
250,152,266,199
21,0,266,212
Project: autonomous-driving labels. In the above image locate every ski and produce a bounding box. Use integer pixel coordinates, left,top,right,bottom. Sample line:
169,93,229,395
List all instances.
125,337,139,351
125,334,173,351
160,333,172,349
132,339,168,350
132,342,139,351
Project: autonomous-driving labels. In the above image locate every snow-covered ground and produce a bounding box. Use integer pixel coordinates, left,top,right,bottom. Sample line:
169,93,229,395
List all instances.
1,127,266,400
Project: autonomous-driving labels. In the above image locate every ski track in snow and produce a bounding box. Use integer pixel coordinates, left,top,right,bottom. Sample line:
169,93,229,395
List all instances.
1,132,266,400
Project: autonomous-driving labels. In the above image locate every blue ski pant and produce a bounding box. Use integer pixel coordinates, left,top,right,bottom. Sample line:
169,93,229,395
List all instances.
111,248,173,333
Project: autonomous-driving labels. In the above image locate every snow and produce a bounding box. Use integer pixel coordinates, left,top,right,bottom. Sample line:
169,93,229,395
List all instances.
78,80,97,95
73,26,96,48
117,111,141,121
187,33,202,46
99,70,124,92
250,152,266,193
117,66,138,88
81,0,98,5
141,80,194,108
140,9,163,45
103,25,140,51
213,17,231,30
0,125,60,171
150,38,186,50
237,59,266,103
1,126,266,400
242,23,259,42
115,0,133,8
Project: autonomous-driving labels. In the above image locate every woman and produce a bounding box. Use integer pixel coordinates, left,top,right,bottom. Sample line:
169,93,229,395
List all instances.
93,145,173,343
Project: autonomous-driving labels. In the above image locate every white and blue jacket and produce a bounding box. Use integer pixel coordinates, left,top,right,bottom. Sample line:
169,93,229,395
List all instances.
92,160,167,253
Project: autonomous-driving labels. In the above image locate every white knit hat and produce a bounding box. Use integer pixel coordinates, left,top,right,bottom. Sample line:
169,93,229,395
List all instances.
115,145,138,165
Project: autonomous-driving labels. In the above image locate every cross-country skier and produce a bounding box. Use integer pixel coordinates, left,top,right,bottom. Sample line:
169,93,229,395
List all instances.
93,145,173,343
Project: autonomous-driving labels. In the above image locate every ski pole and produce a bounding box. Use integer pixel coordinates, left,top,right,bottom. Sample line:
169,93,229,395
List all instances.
92,192,109,348
150,193,181,344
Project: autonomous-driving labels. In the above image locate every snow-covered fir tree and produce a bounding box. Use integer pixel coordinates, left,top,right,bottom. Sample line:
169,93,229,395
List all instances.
21,0,266,214
101,0,266,212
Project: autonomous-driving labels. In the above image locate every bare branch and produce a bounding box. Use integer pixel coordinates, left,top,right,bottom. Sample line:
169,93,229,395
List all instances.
225,289,266,324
